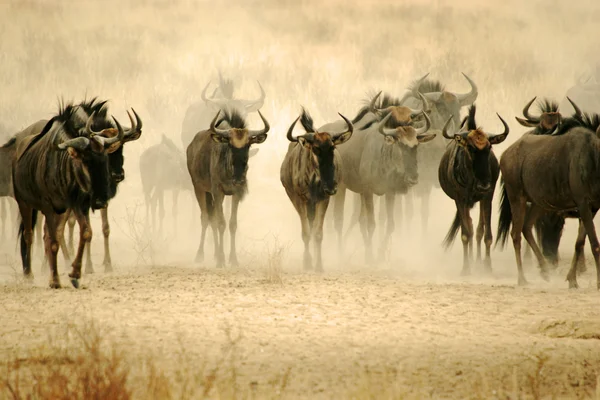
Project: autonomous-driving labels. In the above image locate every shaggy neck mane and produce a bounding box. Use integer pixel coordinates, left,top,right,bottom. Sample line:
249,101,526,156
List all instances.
216,108,246,129
555,112,600,136
409,78,445,94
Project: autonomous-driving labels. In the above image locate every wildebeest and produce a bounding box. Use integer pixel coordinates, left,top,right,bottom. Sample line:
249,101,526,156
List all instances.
0,135,16,241
187,108,269,267
398,72,478,235
181,74,265,149
332,92,434,263
515,97,566,266
559,66,600,115
496,108,600,288
60,101,142,274
439,104,509,275
140,134,193,233
281,108,353,271
12,100,128,288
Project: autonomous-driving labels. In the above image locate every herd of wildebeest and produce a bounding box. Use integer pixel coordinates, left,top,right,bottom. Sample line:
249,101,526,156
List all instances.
1,70,600,290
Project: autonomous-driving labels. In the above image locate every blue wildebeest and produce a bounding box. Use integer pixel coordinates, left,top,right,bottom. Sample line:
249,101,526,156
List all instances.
559,66,600,115
13,100,127,288
181,74,265,149
281,109,353,271
0,134,16,241
397,72,478,236
497,108,600,289
332,92,434,264
140,134,193,233
439,104,509,275
61,100,142,274
187,108,269,267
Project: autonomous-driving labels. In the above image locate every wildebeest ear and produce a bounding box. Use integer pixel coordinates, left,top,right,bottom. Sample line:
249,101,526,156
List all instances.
249,133,267,145
66,147,82,160
106,142,123,154
298,137,310,148
454,136,467,146
332,131,353,146
384,135,396,145
515,116,537,127
249,148,259,158
123,130,142,143
210,133,230,144
417,133,436,143
489,134,508,145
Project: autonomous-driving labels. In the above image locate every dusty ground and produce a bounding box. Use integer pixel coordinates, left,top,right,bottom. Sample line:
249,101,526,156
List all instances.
2,255,600,399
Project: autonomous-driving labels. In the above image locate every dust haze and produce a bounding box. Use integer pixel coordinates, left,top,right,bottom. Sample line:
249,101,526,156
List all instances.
2,0,600,398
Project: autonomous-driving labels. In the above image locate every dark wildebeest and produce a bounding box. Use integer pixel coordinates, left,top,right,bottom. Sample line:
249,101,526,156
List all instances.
439,104,509,275
181,74,265,149
60,101,142,274
187,108,270,267
0,134,16,241
397,72,478,236
515,97,567,267
140,134,194,233
281,109,353,271
496,108,600,288
332,92,434,263
13,101,127,288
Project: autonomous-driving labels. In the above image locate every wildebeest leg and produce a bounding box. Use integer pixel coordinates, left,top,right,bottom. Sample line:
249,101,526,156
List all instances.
211,192,226,268
522,204,549,281
34,216,43,261
313,199,329,273
172,189,179,234
576,204,600,289
333,186,346,254
70,210,91,288
56,213,71,266
158,188,165,234
566,220,586,289
405,191,414,233
228,194,241,267
378,193,395,262
193,188,210,264
101,207,112,272
150,189,158,233
481,196,494,271
17,204,34,279
476,203,485,264
456,202,473,276
420,188,430,237
42,212,62,289
67,210,76,255
361,193,375,265
344,192,360,242
507,193,529,285
0,198,5,241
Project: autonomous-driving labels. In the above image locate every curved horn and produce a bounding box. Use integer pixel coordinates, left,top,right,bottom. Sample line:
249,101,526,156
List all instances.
333,113,354,139
567,97,583,118
408,92,428,118
378,112,397,136
201,81,213,103
210,110,230,136
522,96,539,122
442,116,455,139
248,110,270,137
123,108,143,139
58,136,90,151
91,116,125,148
515,116,538,128
414,111,431,135
456,73,478,106
245,81,266,112
490,113,510,138
369,91,383,111
84,111,99,136
286,116,301,142
411,73,430,95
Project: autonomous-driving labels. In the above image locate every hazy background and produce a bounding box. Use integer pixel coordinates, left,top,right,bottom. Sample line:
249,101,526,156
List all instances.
1,0,600,284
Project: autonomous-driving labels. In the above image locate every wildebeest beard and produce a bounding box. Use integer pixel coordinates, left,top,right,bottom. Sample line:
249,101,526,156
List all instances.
215,144,249,196
314,144,337,198
377,143,418,193
85,150,113,210
469,146,492,192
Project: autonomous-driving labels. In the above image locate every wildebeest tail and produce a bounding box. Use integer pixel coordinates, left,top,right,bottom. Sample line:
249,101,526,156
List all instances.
495,180,512,248
442,211,461,250
18,209,38,262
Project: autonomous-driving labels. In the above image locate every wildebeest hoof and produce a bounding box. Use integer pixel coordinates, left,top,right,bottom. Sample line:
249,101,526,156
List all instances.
195,254,204,264
460,268,471,277
568,280,579,289
70,278,80,289
229,257,239,267
104,264,113,273
540,268,550,282
517,275,528,286
49,281,61,289
85,265,94,274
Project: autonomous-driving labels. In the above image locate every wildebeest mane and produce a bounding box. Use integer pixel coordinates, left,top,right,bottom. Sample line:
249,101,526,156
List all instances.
409,78,445,94
465,104,478,131
218,77,235,99
216,108,246,129
538,98,559,114
353,92,404,130
300,108,315,133
1,136,16,148
554,112,600,136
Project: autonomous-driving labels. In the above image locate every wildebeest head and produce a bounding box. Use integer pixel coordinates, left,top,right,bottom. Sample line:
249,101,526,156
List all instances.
201,78,265,114
286,108,354,196
442,104,509,192
405,72,478,133
515,97,563,134
376,93,436,186
55,104,127,209
209,108,269,186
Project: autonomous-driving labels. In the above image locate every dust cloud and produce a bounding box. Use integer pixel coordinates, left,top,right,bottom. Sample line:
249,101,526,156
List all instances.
1,0,600,398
